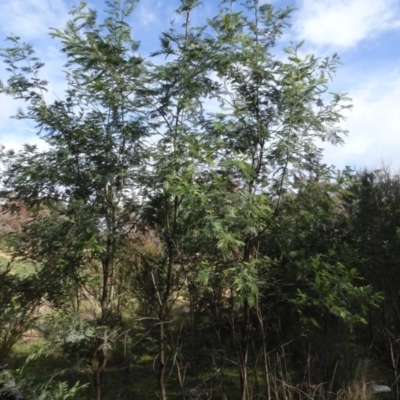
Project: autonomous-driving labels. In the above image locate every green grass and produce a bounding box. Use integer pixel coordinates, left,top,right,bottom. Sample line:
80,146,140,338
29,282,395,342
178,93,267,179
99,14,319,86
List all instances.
8,334,244,400
0,257,36,277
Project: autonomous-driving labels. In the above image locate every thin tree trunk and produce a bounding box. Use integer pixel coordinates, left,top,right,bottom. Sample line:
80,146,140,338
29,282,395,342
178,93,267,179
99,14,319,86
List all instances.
158,303,167,400
239,238,253,400
94,352,106,400
90,334,107,400
94,246,114,400
256,299,271,400
240,300,251,400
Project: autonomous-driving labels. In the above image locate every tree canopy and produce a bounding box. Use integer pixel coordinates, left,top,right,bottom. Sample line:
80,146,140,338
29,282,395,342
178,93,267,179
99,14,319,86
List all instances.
0,1,393,400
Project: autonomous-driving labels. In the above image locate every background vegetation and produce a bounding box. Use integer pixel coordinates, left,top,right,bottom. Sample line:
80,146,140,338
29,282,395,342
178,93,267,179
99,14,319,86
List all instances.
0,1,398,399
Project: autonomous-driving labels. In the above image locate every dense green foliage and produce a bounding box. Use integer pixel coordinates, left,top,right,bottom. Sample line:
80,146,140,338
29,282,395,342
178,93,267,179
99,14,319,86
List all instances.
0,1,398,399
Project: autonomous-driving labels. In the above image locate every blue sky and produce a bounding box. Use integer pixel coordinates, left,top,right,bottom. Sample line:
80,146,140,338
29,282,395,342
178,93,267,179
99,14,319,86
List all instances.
1,0,400,171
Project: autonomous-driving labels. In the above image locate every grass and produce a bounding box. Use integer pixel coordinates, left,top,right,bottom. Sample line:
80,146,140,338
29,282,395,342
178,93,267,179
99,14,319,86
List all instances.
7,333,244,400
0,256,36,277
6,332,396,400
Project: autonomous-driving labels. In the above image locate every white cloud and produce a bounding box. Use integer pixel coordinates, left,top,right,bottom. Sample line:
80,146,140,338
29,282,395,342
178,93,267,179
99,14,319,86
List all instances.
0,43,69,141
322,69,400,170
136,6,158,26
294,0,400,49
1,123,49,152
134,0,175,27
0,0,68,41
0,0,72,149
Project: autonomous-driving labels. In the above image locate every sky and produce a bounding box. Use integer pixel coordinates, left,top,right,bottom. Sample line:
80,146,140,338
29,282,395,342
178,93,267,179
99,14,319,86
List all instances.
0,0,399,171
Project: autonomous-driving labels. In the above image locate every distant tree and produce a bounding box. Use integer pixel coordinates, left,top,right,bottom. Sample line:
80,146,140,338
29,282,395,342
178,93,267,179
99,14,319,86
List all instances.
341,168,400,395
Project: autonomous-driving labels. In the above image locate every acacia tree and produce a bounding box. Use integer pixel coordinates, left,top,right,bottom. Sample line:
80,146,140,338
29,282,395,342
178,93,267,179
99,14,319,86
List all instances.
0,0,379,399
182,2,358,398
139,1,374,398
0,1,149,398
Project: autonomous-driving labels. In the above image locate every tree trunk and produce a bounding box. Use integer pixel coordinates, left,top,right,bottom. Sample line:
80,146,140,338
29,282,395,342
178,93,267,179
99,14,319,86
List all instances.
239,300,251,400
94,250,114,400
256,300,271,400
91,345,107,400
94,362,103,400
158,303,168,400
